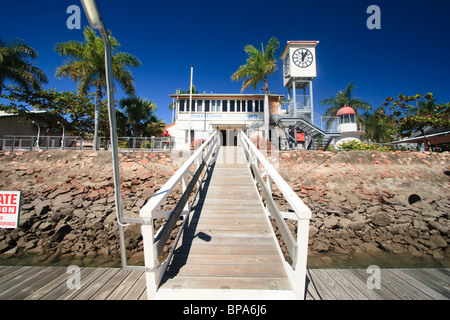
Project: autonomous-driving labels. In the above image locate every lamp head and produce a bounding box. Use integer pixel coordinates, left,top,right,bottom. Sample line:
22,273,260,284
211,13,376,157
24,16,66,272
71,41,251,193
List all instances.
80,0,104,30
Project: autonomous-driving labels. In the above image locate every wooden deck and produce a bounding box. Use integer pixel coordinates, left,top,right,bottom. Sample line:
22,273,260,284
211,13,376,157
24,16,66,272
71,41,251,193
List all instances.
0,265,448,300
157,146,294,298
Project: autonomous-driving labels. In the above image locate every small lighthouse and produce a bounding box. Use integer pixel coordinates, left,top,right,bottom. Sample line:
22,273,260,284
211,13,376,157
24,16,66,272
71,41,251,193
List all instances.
334,105,364,146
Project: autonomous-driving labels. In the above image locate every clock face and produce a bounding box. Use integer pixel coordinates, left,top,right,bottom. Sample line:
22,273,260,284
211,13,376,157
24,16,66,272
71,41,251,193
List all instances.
292,48,313,68
284,53,290,76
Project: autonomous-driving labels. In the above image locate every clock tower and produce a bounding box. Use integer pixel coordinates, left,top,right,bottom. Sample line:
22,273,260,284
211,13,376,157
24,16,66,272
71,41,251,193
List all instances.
280,41,319,121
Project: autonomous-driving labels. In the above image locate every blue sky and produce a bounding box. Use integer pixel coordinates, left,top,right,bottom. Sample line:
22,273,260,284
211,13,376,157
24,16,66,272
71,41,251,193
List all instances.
1,0,449,125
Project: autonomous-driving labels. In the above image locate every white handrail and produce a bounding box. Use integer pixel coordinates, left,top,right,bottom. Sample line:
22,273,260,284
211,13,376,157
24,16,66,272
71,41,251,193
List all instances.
240,132,311,220
140,131,219,299
239,131,311,300
140,131,218,218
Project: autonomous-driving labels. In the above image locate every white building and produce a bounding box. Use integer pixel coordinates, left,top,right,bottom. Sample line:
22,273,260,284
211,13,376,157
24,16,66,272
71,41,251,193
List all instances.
167,93,283,150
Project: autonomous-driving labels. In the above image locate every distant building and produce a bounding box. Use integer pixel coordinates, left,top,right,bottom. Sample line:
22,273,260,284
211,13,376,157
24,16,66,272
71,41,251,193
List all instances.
167,93,283,149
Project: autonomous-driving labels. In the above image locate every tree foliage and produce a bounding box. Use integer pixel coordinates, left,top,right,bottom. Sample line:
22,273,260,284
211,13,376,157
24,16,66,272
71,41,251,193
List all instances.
119,96,165,137
54,27,141,149
320,81,371,129
0,38,48,94
231,37,279,93
382,93,450,147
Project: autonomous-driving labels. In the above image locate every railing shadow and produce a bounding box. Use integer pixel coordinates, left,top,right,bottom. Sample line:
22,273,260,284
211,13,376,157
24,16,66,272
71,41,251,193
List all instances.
158,157,217,285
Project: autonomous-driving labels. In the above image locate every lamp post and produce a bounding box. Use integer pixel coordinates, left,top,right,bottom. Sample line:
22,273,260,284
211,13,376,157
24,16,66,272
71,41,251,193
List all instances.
57,121,65,149
80,0,128,268
32,121,40,149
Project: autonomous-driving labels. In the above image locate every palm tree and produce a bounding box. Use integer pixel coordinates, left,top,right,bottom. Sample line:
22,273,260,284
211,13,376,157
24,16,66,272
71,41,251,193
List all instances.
0,38,48,94
362,107,396,143
320,81,371,129
119,96,164,137
55,26,141,150
231,37,279,138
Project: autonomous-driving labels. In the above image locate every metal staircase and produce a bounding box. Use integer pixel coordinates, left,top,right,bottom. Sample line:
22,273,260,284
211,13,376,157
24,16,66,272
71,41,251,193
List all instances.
272,113,340,151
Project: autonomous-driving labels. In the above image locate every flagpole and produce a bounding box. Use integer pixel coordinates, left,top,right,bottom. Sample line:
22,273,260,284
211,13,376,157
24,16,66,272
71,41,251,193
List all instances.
188,65,193,149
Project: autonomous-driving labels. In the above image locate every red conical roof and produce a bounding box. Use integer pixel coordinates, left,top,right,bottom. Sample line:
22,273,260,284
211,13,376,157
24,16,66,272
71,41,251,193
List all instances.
337,105,356,116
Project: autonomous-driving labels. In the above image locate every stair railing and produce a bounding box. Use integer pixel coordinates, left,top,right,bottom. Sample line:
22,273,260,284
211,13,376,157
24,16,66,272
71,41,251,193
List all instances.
137,131,220,299
239,131,312,299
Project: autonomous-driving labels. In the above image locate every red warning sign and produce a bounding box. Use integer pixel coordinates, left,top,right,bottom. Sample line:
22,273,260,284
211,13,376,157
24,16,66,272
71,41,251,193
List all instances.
0,191,21,229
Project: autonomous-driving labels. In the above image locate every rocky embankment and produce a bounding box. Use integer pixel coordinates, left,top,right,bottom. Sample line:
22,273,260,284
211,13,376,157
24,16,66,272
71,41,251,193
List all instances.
276,150,450,263
0,149,449,267
0,150,181,266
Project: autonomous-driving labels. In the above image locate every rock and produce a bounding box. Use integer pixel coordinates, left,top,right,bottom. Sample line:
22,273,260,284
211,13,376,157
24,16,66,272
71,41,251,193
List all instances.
371,213,393,226
0,240,11,253
34,200,51,216
51,225,72,242
429,221,449,235
348,221,366,231
323,216,339,229
314,241,330,252
432,250,445,261
429,235,447,248
338,218,353,229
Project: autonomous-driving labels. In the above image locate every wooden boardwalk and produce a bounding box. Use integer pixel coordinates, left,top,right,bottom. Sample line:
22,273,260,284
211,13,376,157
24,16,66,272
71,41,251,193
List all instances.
157,146,294,299
0,265,448,300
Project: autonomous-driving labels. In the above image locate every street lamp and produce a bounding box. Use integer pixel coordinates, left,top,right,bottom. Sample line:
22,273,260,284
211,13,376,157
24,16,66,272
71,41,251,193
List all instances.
57,121,65,149
80,0,128,267
32,121,40,149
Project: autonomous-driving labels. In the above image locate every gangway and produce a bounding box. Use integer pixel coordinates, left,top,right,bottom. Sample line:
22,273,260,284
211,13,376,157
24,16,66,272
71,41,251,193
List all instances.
132,131,311,299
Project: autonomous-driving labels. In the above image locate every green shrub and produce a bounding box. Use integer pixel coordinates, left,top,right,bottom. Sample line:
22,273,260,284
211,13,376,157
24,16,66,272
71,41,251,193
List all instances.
338,140,390,152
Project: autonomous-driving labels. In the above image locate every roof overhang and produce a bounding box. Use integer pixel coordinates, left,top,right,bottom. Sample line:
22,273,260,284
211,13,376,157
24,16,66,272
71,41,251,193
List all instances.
280,41,319,60
390,130,450,144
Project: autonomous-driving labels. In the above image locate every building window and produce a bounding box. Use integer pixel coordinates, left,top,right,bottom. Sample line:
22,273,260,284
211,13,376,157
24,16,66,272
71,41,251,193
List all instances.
179,100,185,112
255,100,259,112
259,100,264,112
222,100,228,112
205,100,210,112
247,100,253,112
237,100,241,112
229,100,235,112
197,100,203,112
241,100,246,112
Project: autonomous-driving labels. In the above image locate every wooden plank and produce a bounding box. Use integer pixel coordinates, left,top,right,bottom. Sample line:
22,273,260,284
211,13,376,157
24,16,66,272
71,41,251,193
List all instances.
165,263,287,278
402,269,450,299
305,268,323,300
337,269,385,300
73,268,120,300
387,269,448,300
161,276,292,291
305,269,338,300
0,266,20,279
0,266,48,299
177,235,276,247
175,244,279,255
324,269,369,300
182,229,272,238
191,217,268,225
105,270,144,300
7,267,67,300
88,269,131,300
311,269,352,300
379,268,423,300
23,267,74,300
171,253,283,265
122,272,146,300
56,267,107,300
0,266,43,288
40,267,95,300
350,268,401,300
